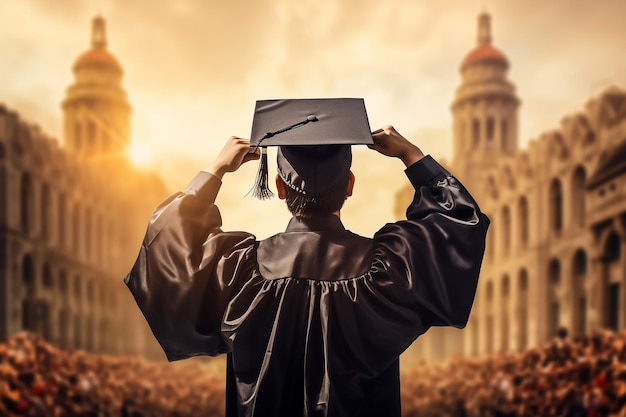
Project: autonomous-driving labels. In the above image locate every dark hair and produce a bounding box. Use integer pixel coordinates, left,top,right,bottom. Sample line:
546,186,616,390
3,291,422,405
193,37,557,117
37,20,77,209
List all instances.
281,177,348,219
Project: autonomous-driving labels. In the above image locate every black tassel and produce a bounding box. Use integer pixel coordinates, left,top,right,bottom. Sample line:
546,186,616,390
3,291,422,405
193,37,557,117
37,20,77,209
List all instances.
248,148,274,200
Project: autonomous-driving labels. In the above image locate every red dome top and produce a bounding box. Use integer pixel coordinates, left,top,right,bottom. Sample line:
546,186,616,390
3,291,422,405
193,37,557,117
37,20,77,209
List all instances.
462,44,508,68
73,48,122,72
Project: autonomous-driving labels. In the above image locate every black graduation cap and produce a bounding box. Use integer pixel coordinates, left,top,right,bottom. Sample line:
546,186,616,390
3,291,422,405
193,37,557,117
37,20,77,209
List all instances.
249,98,373,199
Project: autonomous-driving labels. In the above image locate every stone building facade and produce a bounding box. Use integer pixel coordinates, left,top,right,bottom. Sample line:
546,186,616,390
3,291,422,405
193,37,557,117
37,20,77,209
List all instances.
0,16,168,359
395,12,626,361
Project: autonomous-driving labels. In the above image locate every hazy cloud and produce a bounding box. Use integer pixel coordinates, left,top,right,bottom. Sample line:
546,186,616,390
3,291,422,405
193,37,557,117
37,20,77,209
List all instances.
1,0,625,236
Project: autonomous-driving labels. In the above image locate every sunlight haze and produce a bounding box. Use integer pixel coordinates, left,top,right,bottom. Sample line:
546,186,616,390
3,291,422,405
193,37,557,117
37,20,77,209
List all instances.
1,0,625,239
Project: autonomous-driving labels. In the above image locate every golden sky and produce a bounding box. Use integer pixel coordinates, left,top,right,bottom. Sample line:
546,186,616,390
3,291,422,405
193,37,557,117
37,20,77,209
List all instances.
1,0,625,238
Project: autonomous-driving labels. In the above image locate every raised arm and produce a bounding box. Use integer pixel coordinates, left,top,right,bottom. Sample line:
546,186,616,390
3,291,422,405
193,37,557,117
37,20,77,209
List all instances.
363,126,489,356
123,138,260,361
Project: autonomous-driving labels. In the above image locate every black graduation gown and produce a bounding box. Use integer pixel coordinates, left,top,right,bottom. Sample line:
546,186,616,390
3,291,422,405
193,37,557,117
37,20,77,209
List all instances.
123,155,490,417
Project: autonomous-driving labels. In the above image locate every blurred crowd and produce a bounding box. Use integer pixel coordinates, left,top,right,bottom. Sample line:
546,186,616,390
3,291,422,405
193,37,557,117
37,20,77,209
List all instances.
0,332,224,417
3,330,626,416
402,329,626,417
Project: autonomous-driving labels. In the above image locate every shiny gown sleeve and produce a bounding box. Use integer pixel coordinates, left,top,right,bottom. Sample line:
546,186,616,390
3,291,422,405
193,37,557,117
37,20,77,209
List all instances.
362,155,490,359
123,172,257,361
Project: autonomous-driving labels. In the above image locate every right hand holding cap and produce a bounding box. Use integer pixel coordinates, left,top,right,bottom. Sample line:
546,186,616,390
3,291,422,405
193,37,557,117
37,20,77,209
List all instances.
206,136,260,179
369,125,424,167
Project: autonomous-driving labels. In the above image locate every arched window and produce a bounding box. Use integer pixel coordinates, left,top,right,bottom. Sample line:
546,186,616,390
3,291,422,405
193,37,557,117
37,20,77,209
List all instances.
22,299,33,331
41,184,50,241
472,119,480,147
518,269,529,350
605,232,620,263
572,166,586,228
605,233,621,331
22,254,34,285
518,196,529,248
501,275,510,351
573,249,587,336
502,276,510,297
21,254,35,332
573,250,587,277
550,179,563,234
72,278,82,349
501,119,508,152
549,258,561,284
501,206,511,256
20,173,33,234
486,117,495,146
519,269,528,292
548,258,561,338
486,280,494,302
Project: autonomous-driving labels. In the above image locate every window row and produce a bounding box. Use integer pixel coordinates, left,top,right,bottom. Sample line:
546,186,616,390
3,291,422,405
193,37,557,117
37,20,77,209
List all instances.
20,254,115,308
459,116,509,151
477,244,622,354
549,166,586,234
21,298,114,352
478,268,530,354
486,166,587,259
483,250,589,304
17,172,116,262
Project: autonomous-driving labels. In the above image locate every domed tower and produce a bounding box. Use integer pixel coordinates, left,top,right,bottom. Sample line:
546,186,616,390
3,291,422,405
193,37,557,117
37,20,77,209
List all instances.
451,12,520,189
62,15,131,156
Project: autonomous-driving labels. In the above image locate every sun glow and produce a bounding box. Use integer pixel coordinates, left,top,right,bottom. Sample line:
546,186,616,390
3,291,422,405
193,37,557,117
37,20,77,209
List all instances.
128,141,154,168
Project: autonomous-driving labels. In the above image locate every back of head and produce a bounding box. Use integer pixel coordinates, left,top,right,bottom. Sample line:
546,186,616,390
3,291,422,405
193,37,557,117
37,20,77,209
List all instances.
280,177,350,219
278,144,351,219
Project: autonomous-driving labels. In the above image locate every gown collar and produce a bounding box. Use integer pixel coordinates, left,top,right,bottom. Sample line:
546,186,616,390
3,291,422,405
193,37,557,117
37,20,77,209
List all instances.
285,214,346,232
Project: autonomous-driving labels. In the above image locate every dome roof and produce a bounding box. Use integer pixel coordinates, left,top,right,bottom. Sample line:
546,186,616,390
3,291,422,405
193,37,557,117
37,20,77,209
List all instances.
73,48,122,72
461,44,508,68
72,15,122,73
461,12,508,70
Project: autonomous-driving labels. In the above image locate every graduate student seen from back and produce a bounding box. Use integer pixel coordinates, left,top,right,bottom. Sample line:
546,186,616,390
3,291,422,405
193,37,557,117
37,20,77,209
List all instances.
124,98,490,417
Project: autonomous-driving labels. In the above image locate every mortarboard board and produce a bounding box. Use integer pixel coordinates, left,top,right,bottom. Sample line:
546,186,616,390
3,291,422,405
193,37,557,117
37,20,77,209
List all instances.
249,98,373,199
